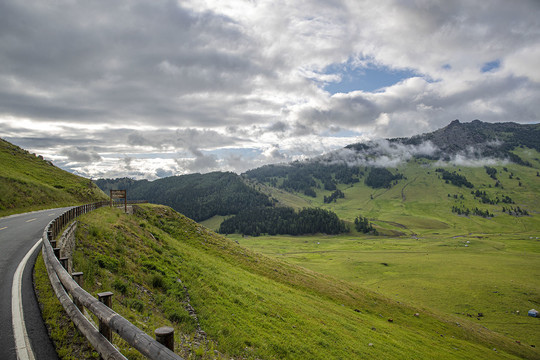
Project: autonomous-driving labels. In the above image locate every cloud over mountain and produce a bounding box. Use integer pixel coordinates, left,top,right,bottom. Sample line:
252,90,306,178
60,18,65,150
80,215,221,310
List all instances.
318,139,439,168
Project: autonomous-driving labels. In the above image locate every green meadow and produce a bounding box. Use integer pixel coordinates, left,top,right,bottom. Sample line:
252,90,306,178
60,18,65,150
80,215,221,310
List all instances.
28,141,540,358
237,232,540,348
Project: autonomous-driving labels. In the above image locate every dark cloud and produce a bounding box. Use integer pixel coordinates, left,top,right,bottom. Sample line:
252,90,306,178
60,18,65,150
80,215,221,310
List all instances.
155,168,174,178
126,128,242,151
0,0,270,126
5,136,102,149
267,121,289,133
122,157,134,170
175,152,219,173
59,147,102,163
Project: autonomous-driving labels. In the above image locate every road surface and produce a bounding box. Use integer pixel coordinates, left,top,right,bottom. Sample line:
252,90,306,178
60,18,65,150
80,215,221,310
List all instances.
0,207,72,360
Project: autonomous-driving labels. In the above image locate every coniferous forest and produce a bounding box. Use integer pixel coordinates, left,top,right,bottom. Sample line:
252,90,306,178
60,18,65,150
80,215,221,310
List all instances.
95,172,272,221
218,207,349,236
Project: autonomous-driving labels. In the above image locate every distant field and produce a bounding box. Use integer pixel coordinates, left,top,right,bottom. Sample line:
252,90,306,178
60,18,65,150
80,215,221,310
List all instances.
200,215,229,231
237,232,540,347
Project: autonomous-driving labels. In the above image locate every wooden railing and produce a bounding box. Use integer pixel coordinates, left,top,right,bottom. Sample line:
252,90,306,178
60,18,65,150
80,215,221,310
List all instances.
41,202,183,360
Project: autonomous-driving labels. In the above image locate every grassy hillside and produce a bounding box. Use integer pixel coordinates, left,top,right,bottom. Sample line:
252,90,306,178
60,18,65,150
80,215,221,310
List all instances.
40,204,538,359
256,148,540,236
0,138,108,216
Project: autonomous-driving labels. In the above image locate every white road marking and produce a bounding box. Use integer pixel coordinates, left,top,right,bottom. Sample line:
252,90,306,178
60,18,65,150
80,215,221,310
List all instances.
48,213,55,216
0,226,7,231
25,218,37,223
12,239,41,360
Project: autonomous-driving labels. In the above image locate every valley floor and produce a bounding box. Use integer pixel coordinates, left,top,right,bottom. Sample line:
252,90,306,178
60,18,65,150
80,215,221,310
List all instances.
236,231,540,347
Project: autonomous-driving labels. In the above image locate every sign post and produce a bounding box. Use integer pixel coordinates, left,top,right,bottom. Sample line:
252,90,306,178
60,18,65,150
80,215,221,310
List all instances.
110,190,127,213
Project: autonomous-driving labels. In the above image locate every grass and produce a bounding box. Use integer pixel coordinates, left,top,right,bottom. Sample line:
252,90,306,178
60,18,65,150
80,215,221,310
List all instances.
200,215,230,232
34,253,99,359
238,232,540,348
0,138,108,217
38,204,537,359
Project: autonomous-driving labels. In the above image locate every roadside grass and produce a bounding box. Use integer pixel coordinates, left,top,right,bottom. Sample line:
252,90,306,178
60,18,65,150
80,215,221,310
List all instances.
238,232,540,348
0,138,108,217
34,253,99,359
57,205,538,359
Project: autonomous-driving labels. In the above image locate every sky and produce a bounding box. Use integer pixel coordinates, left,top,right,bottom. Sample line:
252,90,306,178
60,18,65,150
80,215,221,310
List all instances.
1,0,539,180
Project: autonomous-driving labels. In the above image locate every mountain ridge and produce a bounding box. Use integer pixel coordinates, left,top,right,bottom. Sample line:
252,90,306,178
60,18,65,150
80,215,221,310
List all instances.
346,119,540,163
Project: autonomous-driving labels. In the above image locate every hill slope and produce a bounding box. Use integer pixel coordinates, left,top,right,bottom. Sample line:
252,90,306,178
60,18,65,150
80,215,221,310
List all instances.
243,120,540,236
95,172,272,222
0,138,108,216
47,204,537,359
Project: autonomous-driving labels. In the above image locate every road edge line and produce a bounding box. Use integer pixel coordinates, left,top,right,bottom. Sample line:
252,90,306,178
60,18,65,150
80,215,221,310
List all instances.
12,238,41,360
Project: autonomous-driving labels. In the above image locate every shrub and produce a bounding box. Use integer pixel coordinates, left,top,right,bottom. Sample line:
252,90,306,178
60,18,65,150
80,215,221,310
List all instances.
124,298,144,313
113,279,128,295
96,255,119,272
150,274,167,290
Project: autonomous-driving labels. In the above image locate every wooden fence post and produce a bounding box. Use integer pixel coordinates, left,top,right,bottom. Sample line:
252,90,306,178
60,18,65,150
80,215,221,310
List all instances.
98,292,114,343
72,272,84,312
59,257,69,270
155,327,175,352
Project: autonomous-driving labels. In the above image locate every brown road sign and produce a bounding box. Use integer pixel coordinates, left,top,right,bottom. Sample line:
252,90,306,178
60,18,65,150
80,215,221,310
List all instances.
110,190,127,199
110,190,127,212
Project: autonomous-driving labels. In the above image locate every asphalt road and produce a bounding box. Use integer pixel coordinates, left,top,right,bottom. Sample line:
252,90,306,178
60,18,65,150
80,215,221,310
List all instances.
0,208,72,360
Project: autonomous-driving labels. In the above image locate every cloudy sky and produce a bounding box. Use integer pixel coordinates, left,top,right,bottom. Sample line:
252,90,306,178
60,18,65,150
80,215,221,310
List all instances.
1,0,539,179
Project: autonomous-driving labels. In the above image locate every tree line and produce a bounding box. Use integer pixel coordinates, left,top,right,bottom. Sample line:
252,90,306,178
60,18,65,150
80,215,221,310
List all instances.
364,167,404,189
354,215,377,234
218,207,349,236
243,162,364,196
436,168,474,188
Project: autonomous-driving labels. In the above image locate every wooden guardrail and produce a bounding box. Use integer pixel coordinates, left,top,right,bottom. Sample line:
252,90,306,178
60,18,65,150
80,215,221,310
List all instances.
41,202,183,360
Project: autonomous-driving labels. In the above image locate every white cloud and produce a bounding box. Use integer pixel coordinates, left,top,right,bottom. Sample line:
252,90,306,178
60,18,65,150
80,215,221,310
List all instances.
318,139,439,168
0,0,538,179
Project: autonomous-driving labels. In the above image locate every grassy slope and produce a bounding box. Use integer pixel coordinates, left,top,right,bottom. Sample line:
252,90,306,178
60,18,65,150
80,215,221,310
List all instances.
56,205,538,359
0,139,108,216
258,149,540,237
34,254,99,360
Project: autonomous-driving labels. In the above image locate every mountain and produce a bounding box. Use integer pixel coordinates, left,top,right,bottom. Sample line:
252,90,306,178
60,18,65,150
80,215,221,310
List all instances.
410,119,539,152
95,172,272,222
382,119,540,163
0,138,108,216
243,120,540,236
